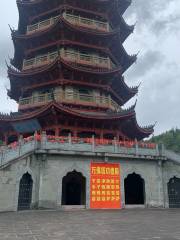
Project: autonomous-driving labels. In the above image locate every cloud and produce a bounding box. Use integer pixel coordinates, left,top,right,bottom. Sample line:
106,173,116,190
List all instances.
125,0,177,33
151,14,180,35
123,0,180,134
126,50,165,80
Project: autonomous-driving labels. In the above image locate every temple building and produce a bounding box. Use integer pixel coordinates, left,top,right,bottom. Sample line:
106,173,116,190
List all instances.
0,0,155,144
0,0,180,211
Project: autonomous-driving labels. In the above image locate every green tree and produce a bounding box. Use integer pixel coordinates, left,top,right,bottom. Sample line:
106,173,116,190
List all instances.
150,128,180,153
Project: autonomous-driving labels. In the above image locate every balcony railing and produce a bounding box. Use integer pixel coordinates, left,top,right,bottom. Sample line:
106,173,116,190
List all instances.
0,133,166,169
27,15,60,34
63,12,110,32
23,51,58,70
22,49,113,71
26,12,109,35
19,91,120,111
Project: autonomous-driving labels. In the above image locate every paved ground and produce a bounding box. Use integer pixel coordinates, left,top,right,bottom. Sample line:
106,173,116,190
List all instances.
0,209,180,240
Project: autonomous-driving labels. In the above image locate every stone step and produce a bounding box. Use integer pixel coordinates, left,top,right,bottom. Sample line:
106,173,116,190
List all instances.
61,205,86,211
125,204,145,209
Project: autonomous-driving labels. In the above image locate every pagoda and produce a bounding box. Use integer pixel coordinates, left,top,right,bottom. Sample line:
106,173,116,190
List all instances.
0,0,154,145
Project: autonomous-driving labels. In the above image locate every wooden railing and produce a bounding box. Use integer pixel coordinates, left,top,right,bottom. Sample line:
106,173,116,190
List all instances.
19,91,120,111
26,12,109,35
27,15,59,34
23,51,58,70
22,49,113,70
63,12,109,32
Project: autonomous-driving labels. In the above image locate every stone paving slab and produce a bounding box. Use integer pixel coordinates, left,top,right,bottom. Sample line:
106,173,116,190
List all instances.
0,209,179,240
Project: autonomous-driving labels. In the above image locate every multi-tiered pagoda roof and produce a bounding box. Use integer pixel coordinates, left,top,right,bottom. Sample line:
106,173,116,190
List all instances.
0,0,154,144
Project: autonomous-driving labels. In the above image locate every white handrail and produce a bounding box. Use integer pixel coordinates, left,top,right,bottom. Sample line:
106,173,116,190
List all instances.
23,49,113,70
26,12,109,34
19,91,120,111
0,134,161,169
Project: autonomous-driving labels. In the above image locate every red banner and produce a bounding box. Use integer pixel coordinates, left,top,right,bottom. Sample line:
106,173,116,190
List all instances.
90,163,121,209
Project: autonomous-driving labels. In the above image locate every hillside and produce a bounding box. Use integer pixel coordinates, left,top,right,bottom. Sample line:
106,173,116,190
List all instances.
150,128,180,153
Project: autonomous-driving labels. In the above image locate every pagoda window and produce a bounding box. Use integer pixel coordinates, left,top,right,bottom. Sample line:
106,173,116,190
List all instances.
60,129,73,137
39,88,53,95
78,89,91,95
78,88,93,102
77,131,96,139
46,130,55,136
103,133,115,140
21,92,31,98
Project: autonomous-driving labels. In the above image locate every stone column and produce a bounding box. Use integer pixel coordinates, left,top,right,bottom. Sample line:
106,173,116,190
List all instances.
41,131,47,149
157,160,165,208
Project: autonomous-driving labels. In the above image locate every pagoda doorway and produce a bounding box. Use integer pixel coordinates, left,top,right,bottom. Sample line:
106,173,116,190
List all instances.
168,177,180,208
18,172,33,211
61,171,86,206
124,173,145,206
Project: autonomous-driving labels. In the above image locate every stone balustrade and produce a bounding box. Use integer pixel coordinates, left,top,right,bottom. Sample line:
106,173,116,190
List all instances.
26,12,109,35
0,133,167,169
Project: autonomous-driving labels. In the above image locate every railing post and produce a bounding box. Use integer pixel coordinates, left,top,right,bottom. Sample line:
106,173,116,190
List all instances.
0,146,4,166
107,22,110,32
135,139,138,155
1,145,7,165
68,133,72,147
114,137,117,153
34,131,39,150
92,135,95,152
18,135,24,157
159,143,165,156
156,143,159,156
41,131,47,149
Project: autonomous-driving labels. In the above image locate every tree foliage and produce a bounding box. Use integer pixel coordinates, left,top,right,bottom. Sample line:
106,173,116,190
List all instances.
150,128,180,153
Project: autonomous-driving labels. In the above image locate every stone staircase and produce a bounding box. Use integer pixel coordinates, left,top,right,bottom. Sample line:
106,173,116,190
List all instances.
165,150,180,164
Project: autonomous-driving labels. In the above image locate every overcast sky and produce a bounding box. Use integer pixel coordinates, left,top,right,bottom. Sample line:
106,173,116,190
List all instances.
0,0,179,136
